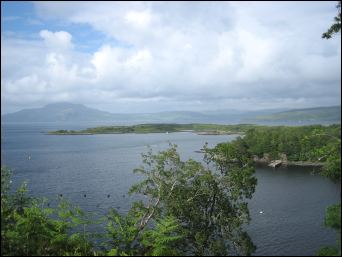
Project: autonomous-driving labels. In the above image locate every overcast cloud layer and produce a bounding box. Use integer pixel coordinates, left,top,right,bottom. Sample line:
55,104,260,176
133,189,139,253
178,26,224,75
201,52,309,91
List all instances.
1,1,341,113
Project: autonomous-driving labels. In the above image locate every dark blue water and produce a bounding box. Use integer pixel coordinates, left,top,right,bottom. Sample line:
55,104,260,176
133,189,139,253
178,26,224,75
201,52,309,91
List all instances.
1,122,340,256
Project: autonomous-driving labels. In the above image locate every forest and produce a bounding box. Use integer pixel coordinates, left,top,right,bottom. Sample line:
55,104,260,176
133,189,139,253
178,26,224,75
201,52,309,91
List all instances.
243,124,341,182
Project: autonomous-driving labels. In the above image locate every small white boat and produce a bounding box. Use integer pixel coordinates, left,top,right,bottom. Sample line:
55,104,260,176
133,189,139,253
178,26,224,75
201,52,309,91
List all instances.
259,210,263,214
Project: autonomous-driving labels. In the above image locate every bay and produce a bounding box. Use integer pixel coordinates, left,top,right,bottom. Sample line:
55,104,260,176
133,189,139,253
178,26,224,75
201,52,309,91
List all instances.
1,122,340,256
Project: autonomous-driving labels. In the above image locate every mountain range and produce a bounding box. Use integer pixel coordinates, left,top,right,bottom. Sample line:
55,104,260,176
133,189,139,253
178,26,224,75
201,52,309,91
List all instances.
1,102,341,125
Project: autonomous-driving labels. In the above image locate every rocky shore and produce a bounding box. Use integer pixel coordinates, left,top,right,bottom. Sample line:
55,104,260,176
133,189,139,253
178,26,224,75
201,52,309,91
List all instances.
253,154,324,168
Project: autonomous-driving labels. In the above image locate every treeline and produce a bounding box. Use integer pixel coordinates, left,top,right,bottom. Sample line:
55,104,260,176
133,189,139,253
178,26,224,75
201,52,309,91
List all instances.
243,124,340,161
242,124,341,182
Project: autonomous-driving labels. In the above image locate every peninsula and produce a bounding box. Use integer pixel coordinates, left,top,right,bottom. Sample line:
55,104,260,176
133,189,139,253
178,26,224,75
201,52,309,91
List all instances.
47,123,253,135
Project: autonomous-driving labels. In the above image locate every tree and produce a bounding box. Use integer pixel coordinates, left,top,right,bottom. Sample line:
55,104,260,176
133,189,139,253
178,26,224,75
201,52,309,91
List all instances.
317,204,341,256
119,143,257,256
322,1,341,39
2,138,257,256
318,4,341,254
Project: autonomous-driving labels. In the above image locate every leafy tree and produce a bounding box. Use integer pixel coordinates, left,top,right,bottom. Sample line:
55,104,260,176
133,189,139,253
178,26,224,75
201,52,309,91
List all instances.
325,204,341,231
2,138,258,256
141,216,184,256
318,5,342,250
120,143,257,256
322,1,341,39
242,125,340,163
317,204,341,256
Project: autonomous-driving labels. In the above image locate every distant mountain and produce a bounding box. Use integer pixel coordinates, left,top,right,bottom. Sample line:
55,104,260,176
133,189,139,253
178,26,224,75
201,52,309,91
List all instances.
252,106,341,123
0,102,282,124
1,102,122,122
2,102,340,124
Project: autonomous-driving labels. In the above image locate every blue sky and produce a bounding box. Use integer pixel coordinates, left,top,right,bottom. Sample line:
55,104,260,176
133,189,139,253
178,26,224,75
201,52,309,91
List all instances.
1,1,341,114
1,1,110,53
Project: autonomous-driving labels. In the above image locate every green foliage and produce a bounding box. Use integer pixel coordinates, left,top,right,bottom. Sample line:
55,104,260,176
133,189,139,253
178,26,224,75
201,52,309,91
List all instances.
316,204,341,256
2,137,258,256
56,130,68,133
141,216,184,256
243,124,341,163
50,123,258,135
129,143,257,255
320,140,341,183
317,246,340,256
106,208,139,255
1,167,96,256
105,142,257,255
3,121,341,256
322,1,341,39
317,4,342,255
325,204,341,231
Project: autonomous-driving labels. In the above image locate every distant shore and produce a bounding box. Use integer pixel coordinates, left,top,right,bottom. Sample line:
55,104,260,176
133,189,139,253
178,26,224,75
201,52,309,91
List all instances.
47,123,251,135
47,131,244,136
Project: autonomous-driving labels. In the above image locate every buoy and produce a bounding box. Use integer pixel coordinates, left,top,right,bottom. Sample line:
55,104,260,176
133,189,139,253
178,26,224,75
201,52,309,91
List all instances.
84,194,87,198
107,194,110,198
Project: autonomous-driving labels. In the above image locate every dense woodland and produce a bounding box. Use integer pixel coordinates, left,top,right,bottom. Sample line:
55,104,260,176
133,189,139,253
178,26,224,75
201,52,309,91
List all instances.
1,124,341,256
243,124,341,182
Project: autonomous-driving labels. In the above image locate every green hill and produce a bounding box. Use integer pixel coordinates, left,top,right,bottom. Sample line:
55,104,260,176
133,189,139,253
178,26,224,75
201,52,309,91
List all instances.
254,106,341,123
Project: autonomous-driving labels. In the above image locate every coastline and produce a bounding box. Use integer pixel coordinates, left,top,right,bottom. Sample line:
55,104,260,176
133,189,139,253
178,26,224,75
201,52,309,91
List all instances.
46,124,251,136
47,130,244,136
254,159,324,167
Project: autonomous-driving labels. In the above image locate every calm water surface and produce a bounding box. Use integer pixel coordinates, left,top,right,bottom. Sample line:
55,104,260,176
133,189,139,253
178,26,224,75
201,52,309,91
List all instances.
1,122,340,256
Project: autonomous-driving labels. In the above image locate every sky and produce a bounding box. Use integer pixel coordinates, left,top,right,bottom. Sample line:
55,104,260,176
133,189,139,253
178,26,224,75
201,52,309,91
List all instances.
1,1,341,114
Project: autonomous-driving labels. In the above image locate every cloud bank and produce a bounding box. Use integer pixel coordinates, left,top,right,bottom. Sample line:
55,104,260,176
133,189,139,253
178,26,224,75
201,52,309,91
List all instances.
1,1,341,113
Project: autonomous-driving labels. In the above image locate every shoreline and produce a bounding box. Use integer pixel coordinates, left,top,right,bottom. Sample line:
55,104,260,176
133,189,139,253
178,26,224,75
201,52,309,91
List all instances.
254,159,324,167
47,131,244,136
46,123,255,135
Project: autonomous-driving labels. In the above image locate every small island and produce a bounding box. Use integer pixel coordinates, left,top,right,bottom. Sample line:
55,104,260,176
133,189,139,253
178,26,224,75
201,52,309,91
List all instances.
47,123,252,135
48,130,93,135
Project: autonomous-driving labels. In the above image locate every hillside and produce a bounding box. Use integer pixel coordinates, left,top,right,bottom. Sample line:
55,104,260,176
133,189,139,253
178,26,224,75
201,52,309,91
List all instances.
0,103,281,123
1,102,123,122
253,106,341,123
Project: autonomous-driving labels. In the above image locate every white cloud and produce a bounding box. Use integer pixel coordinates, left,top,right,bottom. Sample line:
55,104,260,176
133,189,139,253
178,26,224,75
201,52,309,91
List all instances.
124,10,151,28
1,2,341,113
39,30,74,50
